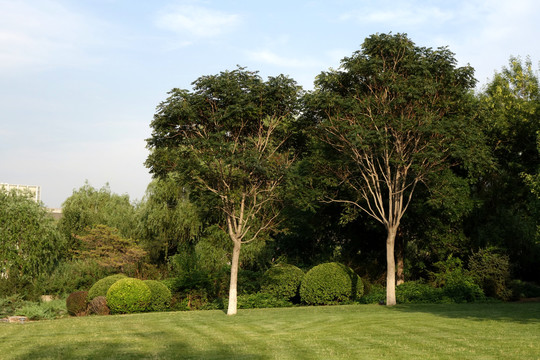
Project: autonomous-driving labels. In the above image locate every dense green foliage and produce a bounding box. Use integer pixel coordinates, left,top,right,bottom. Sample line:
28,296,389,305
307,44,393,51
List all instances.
88,274,127,300
66,291,88,316
58,182,138,249
235,293,292,309
36,259,113,297
468,248,511,300
0,191,65,294
137,176,202,264
144,280,172,312
106,278,151,314
470,56,540,281
260,264,304,300
74,225,147,273
303,33,487,305
300,262,363,305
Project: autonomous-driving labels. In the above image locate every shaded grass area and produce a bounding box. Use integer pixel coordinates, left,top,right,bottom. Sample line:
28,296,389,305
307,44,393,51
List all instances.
1,303,539,359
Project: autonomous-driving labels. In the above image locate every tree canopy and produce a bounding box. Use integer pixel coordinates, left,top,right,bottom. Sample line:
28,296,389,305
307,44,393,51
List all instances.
304,33,488,305
146,67,303,314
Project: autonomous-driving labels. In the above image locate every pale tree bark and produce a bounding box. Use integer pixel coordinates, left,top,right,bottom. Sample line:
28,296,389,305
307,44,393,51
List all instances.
227,238,242,315
386,226,397,305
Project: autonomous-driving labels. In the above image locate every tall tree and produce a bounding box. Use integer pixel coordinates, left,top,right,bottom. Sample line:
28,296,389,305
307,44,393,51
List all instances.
304,33,486,305
146,68,302,315
470,56,540,280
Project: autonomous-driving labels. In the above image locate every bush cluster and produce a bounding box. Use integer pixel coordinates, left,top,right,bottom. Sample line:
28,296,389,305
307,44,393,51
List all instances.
300,262,363,305
261,264,304,300
88,274,127,300
106,278,151,314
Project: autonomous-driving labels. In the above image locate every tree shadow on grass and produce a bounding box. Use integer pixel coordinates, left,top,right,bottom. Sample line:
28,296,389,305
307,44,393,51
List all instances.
388,302,540,324
13,330,265,360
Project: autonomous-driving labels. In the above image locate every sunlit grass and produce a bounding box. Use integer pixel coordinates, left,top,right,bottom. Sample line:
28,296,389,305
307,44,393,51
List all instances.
1,302,539,359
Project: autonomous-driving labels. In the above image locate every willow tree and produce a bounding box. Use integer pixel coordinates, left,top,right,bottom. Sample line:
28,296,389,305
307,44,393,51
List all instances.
305,33,485,305
146,68,301,315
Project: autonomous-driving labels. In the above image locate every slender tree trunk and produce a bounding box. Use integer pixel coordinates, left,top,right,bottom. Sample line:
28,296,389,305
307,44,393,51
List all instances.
227,239,242,315
396,236,404,286
386,226,397,306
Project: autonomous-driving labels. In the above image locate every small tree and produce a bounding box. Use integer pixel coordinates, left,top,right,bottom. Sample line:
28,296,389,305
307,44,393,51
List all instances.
146,68,302,315
305,33,486,305
74,225,146,273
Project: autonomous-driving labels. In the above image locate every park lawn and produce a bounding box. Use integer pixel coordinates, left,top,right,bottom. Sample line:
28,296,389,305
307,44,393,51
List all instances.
0,302,539,359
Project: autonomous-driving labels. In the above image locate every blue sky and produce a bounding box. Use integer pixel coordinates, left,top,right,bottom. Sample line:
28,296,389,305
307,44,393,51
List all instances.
1,0,539,208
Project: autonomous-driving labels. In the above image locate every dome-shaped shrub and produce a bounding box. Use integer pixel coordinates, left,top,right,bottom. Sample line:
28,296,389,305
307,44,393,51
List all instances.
106,278,151,314
300,262,363,305
144,280,172,312
66,290,88,316
88,296,110,315
261,264,304,299
88,274,126,300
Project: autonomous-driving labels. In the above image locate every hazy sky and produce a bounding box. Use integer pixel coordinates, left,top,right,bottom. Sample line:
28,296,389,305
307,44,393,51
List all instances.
1,0,539,208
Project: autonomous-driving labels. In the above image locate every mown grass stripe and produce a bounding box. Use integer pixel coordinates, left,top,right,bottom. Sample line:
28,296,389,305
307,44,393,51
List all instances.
1,303,538,359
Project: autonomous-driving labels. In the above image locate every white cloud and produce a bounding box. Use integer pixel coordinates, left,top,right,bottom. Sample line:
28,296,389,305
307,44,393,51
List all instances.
247,49,323,68
155,5,240,38
340,3,454,27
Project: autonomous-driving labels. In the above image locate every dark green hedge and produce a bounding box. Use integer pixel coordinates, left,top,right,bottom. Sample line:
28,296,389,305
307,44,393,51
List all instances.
300,262,363,305
260,264,304,300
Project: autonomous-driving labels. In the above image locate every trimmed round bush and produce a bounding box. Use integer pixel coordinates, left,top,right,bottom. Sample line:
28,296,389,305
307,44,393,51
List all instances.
300,262,364,305
144,280,172,312
106,278,151,314
88,296,110,315
88,274,126,300
66,290,88,316
261,264,304,299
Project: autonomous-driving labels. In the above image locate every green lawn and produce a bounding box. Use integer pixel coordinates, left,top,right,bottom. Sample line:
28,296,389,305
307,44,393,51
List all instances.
1,302,539,359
